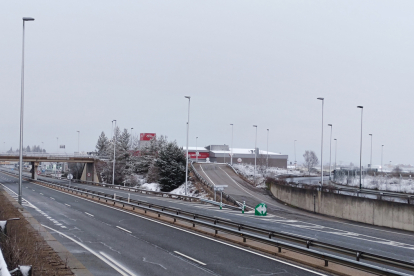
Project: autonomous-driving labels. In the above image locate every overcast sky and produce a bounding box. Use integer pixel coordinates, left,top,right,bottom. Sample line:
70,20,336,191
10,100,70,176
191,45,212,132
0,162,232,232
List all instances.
2,1,414,166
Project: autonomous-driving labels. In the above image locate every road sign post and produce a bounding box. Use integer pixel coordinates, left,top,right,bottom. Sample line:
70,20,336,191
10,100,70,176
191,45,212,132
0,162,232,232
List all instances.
213,185,228,208
255,203,267,216
67,173,73,188
242,201,245,214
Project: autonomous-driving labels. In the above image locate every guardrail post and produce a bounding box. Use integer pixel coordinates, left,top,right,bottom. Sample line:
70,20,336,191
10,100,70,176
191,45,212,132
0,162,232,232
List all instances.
324,260,328,267
356,252,361,261
306,240,311,249
242,201,245,214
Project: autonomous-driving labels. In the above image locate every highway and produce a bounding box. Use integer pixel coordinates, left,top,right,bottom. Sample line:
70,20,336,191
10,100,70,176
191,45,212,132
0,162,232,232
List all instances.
0,171,326,276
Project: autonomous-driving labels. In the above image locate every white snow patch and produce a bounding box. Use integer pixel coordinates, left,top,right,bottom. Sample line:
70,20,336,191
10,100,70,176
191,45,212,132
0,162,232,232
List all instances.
139,183,161,192
0,248,11,276
170,181,209,198
0,221,6,233
334,175,414,194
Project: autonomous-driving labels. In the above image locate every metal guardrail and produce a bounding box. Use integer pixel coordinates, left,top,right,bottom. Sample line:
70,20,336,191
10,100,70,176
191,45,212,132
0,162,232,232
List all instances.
288,181,414,204
199,198,241,210
11,172,414,276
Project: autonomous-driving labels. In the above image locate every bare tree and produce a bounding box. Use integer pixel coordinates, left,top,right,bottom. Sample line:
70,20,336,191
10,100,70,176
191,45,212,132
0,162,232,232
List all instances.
68,163,84,179
303,150,319,175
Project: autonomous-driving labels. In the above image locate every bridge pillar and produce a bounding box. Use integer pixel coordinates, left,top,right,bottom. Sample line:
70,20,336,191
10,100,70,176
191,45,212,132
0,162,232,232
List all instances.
31,162,39,180
81,162,99,183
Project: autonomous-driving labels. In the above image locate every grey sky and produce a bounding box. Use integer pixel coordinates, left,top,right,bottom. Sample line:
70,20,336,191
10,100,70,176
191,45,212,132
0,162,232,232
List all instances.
1,1,414,166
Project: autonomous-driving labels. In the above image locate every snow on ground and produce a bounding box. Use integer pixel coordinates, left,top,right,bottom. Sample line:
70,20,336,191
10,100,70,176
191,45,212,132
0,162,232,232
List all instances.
334,175,414,194
170,181,209,198
0,248,11,276
139,183,161,192
233,163,302,186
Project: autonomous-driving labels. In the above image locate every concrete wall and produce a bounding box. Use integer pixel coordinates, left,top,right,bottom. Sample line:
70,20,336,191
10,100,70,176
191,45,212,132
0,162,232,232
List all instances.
269,183,414,231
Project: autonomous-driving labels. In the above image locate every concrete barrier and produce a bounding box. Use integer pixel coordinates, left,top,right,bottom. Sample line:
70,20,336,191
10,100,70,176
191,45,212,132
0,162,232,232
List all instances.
269,183,414,232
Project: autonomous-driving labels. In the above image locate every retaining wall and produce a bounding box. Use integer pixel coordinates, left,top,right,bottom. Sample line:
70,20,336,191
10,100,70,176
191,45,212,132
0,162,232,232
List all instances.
269,183,414,231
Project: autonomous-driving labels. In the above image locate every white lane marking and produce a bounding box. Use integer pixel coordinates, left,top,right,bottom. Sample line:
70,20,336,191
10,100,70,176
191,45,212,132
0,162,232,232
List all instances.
41,225,131,276
40,193,44,195
65,204,71,207
281,231,317,240
50,197,55,200
32,189,35,191
199,165,216,187
100,252,138,276
116,226,132,234
174,251,206,266
85,212,94,217
25,183,328,275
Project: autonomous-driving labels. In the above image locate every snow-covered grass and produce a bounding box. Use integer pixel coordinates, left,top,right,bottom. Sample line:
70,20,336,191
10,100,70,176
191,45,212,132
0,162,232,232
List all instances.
334,175,414,194
0,248,11,276
233,163,302,187
140,183,161,192
170,181,209,198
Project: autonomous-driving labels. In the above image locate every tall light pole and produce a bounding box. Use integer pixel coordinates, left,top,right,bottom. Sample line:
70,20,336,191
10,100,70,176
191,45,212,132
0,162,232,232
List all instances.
369,134,373,172
196,136,198,163
328,124,332,181
130,128,134,149
357,106,363,189
57,137,59,153
334,138,337,178
18,17,35,205
317,97,324,187
77,131,80,154
184,96,191,196
294,140,297,169
230,124,234,165
112,120,117,185
253,125,258,186
381,145,384,173
41,142,44,153
266,129,269,170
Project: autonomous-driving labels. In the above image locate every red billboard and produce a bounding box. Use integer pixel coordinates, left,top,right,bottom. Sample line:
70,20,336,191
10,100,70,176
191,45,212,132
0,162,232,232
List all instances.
140,133,156,141
188,152,210,159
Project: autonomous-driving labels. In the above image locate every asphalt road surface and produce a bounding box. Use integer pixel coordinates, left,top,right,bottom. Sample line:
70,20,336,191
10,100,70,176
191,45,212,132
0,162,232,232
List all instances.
0,171,326,276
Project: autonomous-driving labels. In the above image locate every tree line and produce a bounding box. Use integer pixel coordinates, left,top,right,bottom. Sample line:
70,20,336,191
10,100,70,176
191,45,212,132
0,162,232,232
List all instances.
95,128,186,192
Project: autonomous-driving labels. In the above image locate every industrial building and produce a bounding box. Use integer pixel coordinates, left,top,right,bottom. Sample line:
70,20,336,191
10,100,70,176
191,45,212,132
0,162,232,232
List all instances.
184,144,288,168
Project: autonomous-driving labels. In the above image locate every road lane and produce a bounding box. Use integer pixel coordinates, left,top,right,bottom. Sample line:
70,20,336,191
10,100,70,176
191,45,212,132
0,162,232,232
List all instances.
0,173,325,276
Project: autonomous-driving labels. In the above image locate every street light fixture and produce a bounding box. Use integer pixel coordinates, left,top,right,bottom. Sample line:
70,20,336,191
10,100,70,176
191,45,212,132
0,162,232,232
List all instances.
18,17,35,205
294,140,297,170
266,129,270,170
369,134,373,172
184,96,191,196
77,131,80,154
328,124,332,181
230,124,234,165
196,136,198,163
317,97,324,187
112,120,117,185
334,138,337,179
253,125,258,186
357,106,363,189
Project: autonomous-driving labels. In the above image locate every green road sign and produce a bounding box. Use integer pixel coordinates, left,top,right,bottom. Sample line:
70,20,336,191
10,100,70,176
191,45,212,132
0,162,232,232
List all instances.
255,203,267,216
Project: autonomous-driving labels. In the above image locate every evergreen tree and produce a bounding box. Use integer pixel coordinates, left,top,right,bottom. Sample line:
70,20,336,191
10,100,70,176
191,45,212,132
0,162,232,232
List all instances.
96,132,109,156
155,141,186,192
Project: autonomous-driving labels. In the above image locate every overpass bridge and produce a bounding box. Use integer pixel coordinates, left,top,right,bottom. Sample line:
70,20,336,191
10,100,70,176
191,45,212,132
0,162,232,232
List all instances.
0,153,100,182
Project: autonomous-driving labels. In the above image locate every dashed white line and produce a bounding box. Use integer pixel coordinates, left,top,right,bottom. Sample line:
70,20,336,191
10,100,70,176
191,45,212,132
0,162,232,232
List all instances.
116,226,132,234
85,212,94,217
174,251,206,265
40,193,44,195
50,197,55,200
65,204,71,207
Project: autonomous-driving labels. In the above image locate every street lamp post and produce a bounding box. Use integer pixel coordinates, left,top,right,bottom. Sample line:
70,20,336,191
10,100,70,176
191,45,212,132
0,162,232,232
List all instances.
334,138,337,179
266,129,269,170
253,125,258,186
77,131,80,154
41,142,43,153
196,137,198,163
130,128,134,149
18,17,35,205
112,120,117,185
184,96,191,196
369,134,373,172
328,124,332,181
230,124,234,165
381,145,384,173
357,106,364,189
294,140,297,170
317,98,324,187
57,137,59,153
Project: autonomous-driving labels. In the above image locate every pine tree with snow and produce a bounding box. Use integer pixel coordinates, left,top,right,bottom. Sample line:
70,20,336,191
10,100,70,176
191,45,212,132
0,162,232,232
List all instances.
96,132,109,156
155,141,186,192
